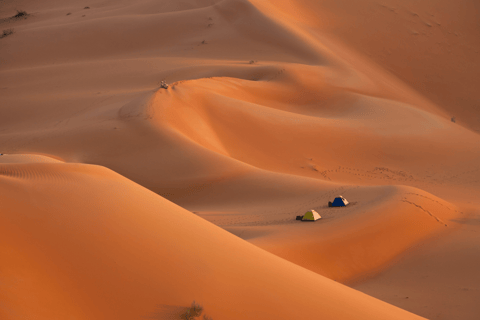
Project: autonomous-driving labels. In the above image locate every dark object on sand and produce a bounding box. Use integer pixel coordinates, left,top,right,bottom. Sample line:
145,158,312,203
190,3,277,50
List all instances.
1,29,14,39
329,196,349,207
14,10,27,18
160,81,169,89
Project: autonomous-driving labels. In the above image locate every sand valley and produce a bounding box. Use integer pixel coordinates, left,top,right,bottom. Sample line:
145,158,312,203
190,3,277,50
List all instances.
1,0,479,319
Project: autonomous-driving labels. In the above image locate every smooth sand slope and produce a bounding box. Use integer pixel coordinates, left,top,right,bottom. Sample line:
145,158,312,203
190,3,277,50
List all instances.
1,0,478,198
0,161,425,320
252,0,480,132
354,206,480,320
1,0,480,319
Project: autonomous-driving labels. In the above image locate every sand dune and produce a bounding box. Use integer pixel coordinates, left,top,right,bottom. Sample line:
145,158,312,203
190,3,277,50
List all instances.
354,205,480,320
1,0,479,319
0,153,63,164
251,0,480,131
0,162,425,320
229,185,459,283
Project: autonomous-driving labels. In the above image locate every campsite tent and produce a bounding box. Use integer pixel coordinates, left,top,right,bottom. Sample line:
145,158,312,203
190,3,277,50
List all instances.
302,210,321,221
330,196,349,207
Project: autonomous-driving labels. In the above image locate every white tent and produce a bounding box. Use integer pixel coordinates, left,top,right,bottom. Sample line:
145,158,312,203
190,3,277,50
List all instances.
302,210,321,221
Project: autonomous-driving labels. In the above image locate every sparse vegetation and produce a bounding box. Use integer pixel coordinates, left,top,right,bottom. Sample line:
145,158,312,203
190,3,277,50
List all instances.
181,301,203,320
451,116,456,123
66,12,72,16
13,10,27,18
201,40,206,44
180,301,213,320
1,28,14,39
249,60,256,64
84,6,90,9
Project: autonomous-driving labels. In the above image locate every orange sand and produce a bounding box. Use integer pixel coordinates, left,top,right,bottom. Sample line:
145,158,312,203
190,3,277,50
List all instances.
0,0,479,319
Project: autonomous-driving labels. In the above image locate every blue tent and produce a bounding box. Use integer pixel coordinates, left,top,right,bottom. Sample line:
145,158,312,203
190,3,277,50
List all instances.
330,196,349,207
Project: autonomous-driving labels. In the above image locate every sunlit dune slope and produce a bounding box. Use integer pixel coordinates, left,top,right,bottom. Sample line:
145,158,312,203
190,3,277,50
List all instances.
150,74,480,181
0,0,479,318
1,0,479,200
0,162,425,320
354,206,480,320
1,65,479,205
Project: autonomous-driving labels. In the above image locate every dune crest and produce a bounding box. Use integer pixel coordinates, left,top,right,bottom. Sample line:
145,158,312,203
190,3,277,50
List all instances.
0,0,479,319
0,162,425,320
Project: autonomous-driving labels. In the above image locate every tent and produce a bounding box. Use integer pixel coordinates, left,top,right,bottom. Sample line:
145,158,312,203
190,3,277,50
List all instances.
302,210,321,221
329,196,349,207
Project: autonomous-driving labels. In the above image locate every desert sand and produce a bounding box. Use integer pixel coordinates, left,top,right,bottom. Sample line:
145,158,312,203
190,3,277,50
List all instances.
0,0,479,319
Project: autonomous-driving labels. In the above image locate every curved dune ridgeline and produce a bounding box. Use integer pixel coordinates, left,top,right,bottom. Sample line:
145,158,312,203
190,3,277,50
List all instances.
0,162,425,320
0,0,479,319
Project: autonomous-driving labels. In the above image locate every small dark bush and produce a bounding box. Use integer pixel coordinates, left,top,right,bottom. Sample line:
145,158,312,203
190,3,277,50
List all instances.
181,301,204,320
14,10,27,18
84,6,90,9
451,116,456,123
1,28,14,39
66,12,72,16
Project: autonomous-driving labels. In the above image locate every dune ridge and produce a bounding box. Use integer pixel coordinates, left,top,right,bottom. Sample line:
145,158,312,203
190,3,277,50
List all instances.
0,162,426,320
1,0,479,319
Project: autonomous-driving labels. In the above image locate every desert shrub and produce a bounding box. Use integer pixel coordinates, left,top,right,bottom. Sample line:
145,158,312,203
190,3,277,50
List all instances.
1,28,14,39
84,6,90,9
451,116,456,123
14,10,27,18
181,301,205,320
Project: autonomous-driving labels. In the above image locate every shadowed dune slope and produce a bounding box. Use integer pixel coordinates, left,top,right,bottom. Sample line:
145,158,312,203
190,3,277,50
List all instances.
0,162,425,320
246,185,459,283
0,154,63,164
250,0,480,132
189,182,460,283
0,0,323,68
